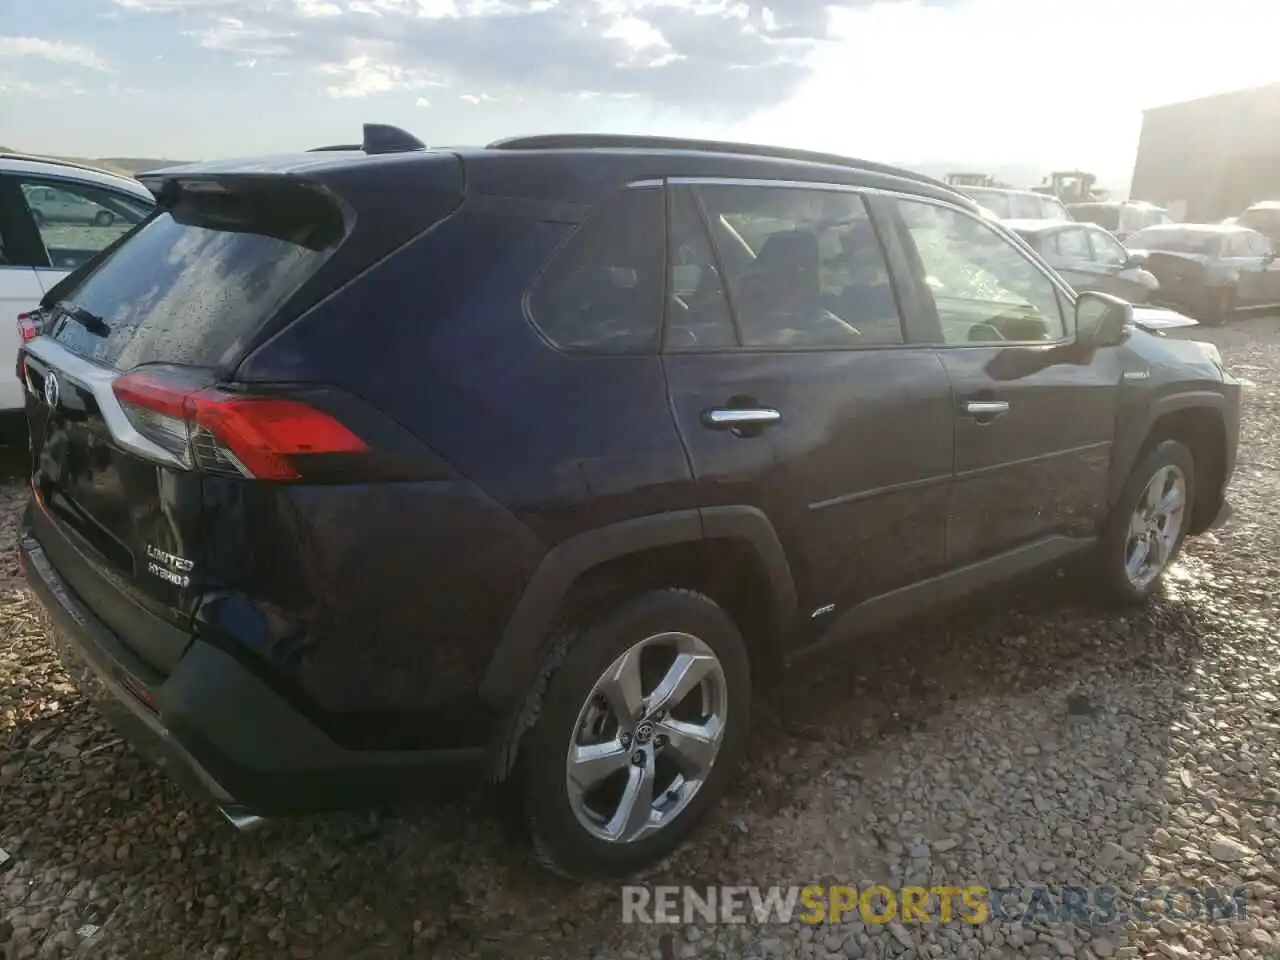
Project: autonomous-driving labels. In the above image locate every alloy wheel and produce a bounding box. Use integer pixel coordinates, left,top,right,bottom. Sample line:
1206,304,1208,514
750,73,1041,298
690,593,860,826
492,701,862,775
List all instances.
1124,464,1187,589
564,631,728,844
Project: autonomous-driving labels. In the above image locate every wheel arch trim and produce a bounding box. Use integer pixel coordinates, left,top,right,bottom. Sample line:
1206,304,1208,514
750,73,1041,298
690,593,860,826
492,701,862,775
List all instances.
478,506,796,713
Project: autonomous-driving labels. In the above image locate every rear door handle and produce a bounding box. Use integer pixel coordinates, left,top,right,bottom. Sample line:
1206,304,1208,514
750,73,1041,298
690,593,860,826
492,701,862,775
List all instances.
964,400,1010,417
702,407,782,429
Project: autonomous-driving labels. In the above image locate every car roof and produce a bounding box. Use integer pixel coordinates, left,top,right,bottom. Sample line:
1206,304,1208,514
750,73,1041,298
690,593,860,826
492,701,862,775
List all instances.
1069,200,1162,210
1135,222,1247,234
964,185,1050,199
0,153,153,201
141,128,980,213
1001,218,1081,233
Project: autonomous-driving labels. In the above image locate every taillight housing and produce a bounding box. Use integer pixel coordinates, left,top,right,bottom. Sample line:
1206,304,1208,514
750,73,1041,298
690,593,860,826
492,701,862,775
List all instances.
111,371,366,480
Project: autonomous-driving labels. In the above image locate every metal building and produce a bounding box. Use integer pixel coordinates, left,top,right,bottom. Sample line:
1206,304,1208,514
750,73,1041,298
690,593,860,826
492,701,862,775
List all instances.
1130,82,1280,222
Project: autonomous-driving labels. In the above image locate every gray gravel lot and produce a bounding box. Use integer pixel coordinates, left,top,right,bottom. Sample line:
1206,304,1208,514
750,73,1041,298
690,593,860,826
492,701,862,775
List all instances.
2,317,1279,960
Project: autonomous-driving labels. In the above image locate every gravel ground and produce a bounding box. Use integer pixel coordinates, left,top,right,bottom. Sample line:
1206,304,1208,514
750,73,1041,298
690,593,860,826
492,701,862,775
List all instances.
2,316,1279,960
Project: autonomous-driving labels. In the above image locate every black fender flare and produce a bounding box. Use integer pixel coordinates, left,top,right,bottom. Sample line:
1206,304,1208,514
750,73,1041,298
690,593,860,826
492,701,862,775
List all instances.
1108,389,1226,506
478,505,796,713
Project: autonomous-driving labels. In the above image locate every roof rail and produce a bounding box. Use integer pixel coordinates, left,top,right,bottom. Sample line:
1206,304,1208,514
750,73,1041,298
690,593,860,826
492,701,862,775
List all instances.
485,133,954,192
0,151,133,178
305,123,428,155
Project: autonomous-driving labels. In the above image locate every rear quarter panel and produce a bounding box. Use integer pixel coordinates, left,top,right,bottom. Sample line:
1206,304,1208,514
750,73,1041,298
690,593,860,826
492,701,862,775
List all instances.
232,201,695,739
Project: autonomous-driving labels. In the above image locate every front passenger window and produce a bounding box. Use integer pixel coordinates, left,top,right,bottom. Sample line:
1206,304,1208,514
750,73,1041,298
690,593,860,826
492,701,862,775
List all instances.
896,198,1066,344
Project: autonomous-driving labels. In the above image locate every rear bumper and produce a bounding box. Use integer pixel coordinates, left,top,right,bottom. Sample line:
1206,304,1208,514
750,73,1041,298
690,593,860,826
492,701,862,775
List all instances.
20,526,484,820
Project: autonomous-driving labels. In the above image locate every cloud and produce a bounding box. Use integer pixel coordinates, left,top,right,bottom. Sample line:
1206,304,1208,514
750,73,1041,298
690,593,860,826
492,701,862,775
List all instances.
108,0,945,116
0,36,112,72
320,55,445,98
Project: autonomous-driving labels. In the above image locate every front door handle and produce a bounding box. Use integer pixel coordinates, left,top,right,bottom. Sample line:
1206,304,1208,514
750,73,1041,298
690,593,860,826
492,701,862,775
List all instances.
702,407,782,429
964,400,1010,418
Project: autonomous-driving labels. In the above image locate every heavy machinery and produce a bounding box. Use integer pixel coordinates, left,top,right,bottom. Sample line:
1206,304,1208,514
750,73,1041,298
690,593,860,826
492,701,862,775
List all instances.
1032,170,1109,204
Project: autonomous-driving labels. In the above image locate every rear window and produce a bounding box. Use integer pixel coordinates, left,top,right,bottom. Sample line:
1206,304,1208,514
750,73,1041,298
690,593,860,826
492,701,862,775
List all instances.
43,181,346,370
1127,228,1222,256
965,190,1012,218
1240,207,1280,239
1071,205,1120,231
1040,197,1070,220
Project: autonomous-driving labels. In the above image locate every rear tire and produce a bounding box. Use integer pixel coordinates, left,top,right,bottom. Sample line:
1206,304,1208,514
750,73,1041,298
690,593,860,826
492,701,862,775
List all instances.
520,589,751,880
1095,439,1195,605
94,210,114,227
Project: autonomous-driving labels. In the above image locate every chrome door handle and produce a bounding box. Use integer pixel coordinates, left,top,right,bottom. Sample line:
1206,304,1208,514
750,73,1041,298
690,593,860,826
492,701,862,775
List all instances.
964,400,1010,416
702,408,782,429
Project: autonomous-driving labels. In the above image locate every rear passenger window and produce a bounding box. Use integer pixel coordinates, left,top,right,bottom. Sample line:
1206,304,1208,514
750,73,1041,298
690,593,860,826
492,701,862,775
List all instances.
665,189,737,351
689,185,904,348
528,187,664,354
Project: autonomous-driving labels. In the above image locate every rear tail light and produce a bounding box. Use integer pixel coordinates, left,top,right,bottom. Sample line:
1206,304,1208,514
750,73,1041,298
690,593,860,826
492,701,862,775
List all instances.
17,313,37,343
111,371,366,480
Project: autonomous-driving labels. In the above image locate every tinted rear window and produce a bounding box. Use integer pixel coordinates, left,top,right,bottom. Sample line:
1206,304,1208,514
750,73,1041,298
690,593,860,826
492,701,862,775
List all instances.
1072,206,1120,230
1240,208,1280,238
966,190,1011,218
44,181,345,370
1127,228,1221,256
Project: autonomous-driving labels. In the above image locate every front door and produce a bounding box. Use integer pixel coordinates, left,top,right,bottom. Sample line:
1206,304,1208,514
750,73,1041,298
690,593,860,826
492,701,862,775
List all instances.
661,182,954,639
1086,227,1153,303
1040,225,1097,294
887,196,1122,566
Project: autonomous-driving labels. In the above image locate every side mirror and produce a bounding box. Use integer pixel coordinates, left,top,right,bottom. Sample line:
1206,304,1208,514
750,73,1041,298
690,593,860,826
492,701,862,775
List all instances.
1075,291,1132,348
1125,251,1147,268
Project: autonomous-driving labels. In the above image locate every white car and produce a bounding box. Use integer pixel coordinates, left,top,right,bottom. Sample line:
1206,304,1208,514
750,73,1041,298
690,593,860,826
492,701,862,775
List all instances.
0,154,154,430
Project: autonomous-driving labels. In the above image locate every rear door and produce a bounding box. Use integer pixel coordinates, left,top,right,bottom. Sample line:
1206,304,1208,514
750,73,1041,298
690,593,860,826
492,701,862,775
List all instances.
1244,231,1280,306
661,180,954,640
21,177,354,675
887,196,1120,565
1224,231,1268,307
0,178,49,413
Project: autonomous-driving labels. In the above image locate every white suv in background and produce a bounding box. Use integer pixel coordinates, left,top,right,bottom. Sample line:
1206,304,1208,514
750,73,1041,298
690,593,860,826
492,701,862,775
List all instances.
0,154,154,434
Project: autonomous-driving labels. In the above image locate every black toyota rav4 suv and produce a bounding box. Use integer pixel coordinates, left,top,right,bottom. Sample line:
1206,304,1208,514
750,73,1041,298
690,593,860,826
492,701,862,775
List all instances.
17,126,1239,880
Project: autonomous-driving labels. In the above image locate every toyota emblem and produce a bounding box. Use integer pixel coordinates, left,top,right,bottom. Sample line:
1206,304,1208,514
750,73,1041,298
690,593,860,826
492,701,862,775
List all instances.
43,371,60,409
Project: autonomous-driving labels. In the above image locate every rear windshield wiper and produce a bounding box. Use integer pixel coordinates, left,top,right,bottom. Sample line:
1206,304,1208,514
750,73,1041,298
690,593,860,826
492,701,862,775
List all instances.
57,304,110,338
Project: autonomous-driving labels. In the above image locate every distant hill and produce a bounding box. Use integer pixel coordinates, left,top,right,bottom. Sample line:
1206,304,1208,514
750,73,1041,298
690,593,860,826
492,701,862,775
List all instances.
0,148,189,177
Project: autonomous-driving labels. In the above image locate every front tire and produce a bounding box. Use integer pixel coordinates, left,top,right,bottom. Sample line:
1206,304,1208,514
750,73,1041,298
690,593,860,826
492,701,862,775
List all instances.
520,589,751,880
1096,439,1195,604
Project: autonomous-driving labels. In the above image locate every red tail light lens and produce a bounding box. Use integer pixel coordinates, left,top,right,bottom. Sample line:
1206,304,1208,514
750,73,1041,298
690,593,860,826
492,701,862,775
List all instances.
112,371,366,480
17,313,37,343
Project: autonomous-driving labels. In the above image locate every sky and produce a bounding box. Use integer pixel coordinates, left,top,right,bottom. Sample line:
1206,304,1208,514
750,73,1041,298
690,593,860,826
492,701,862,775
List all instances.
2,0,1278,188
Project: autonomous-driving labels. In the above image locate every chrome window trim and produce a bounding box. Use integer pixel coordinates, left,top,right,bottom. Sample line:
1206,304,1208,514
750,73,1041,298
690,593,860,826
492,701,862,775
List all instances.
665,175,1078,304
668,175,1078,348
23,336,187,469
